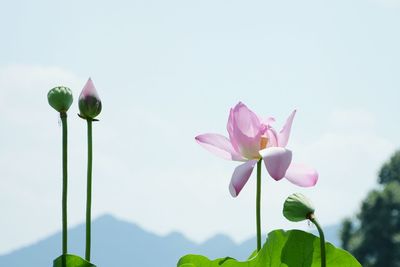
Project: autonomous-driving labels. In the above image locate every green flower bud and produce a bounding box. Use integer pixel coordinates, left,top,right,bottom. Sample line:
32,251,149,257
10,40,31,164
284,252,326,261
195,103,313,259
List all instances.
47,86,73,113
78,78,102,120
283,193,315,222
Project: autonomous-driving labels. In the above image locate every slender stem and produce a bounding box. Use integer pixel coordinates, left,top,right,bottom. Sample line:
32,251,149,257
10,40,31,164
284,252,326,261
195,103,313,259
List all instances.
256,159,262,251
85,119,93,261
60,112,68,267
310,215,326,267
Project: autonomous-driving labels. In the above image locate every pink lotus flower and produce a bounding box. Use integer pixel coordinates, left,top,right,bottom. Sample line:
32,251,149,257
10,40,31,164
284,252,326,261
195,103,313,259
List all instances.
195,102,318,197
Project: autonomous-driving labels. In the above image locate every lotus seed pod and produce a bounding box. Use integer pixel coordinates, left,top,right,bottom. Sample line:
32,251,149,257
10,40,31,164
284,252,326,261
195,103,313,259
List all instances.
78,78,102,120
283,193,315,222
47,86,73,113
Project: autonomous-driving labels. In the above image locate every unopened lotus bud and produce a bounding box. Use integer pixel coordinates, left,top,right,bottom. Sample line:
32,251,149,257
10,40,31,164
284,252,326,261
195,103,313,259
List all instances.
283,193,315,222
78,78,102,120
47,86,73,113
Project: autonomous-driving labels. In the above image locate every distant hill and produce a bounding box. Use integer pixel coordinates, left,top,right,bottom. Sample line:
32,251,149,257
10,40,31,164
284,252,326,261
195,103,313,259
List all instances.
0,214,341,266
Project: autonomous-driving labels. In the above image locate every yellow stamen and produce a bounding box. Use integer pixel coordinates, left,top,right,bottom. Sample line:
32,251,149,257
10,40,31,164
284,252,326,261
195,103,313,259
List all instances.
260,137,268,150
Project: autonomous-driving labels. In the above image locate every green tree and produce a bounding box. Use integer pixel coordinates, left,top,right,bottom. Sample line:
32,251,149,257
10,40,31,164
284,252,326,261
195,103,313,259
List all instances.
341,151,400,266
379,151,400,184
340,218,353,252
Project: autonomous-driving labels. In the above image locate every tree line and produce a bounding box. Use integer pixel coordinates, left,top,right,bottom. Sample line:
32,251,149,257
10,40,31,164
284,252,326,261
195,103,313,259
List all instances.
341,151,400,266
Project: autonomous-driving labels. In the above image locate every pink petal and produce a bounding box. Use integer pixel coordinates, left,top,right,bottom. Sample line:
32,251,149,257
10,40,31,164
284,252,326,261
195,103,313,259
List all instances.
230,102,262,159
284,163,318,187
233,102,261,137
266,128,278,147
79,78,100,99
277,110,296,147
195,134,244,161
260,147,292,181
229,160,258,197
227,108,239,152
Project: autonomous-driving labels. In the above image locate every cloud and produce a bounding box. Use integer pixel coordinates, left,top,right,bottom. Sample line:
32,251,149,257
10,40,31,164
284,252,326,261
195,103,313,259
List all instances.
0,63,221,253
0,65,84,253
0,64,397,254
291,108,395,226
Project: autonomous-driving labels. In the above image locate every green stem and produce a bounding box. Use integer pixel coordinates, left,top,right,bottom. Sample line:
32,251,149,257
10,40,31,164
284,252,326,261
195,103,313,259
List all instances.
310,215,326,267
256,159,262,251
85,119,93,261
60,112,68,267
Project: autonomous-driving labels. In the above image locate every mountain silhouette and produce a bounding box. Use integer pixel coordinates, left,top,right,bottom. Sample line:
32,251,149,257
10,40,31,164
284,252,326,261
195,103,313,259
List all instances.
0,214,340,266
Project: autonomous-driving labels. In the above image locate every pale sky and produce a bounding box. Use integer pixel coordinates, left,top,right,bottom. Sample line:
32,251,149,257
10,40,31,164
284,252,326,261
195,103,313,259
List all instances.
0,0,400,254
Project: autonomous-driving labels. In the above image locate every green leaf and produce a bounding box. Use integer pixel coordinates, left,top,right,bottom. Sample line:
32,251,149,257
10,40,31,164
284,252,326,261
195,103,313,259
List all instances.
53,254,96,267
177,229,361,267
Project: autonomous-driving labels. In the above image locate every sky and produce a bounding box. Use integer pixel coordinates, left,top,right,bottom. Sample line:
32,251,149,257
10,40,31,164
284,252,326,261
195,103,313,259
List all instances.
0,0,400,254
